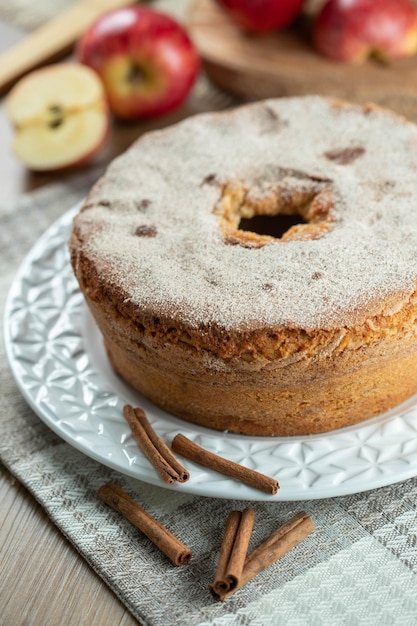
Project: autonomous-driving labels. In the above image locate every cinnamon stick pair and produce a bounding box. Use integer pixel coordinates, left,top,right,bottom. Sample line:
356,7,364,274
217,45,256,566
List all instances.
97,481,192,566
124,406,279,496
211,510,314,601
123,404,189,484
211,508,256,597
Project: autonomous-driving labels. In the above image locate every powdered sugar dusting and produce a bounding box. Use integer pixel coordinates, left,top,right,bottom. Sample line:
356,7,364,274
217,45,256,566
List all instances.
74,97,417,331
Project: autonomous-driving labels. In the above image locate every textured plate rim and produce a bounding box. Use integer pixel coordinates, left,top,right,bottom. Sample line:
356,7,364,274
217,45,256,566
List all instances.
4,205,417,501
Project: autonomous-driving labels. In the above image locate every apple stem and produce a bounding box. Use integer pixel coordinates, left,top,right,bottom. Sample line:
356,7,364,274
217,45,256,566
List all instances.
369,49,389,65
126,62,147,86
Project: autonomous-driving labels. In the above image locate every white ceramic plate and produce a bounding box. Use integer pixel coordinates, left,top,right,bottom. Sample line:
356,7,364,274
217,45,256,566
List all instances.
5,206,417,501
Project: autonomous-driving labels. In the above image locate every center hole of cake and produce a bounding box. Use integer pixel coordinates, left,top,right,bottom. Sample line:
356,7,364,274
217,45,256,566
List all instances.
238,213,307,239
215,174,336,248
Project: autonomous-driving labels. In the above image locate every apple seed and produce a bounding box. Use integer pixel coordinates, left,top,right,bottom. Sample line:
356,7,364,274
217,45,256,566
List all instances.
48,104,64,129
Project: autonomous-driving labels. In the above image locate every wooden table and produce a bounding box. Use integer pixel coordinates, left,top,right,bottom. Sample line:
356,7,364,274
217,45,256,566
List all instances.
0,17,200,625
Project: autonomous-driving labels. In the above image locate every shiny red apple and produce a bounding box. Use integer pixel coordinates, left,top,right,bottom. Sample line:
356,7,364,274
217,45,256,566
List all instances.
214,0,305,33
313,0,417,62
77,5,200,120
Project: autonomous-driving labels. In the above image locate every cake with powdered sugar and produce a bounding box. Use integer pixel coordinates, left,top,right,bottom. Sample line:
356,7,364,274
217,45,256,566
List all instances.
69,96,417,435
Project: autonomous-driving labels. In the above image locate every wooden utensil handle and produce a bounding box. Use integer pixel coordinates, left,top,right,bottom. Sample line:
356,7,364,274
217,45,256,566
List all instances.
0,0,137,94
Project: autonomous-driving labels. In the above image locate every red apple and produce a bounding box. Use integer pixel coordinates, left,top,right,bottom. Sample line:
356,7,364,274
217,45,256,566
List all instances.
76,5,200,120
5,64,109,171
313,0,417,62
214,0,305,33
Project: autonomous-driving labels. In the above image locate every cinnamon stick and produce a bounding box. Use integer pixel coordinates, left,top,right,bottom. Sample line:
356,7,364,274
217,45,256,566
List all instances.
211,508,256,597
171,433,279,495
97,481,192,566
212,511,314,601
123,404,189,484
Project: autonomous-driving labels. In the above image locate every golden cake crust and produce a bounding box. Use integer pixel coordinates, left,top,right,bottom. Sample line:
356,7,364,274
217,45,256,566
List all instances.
69,96,417,435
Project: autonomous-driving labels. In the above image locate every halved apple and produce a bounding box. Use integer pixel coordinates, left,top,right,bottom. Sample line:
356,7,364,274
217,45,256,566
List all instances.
5,63,110,171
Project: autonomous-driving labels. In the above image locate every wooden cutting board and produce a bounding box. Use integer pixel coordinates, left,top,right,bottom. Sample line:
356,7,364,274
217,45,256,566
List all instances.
188,0,417,119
